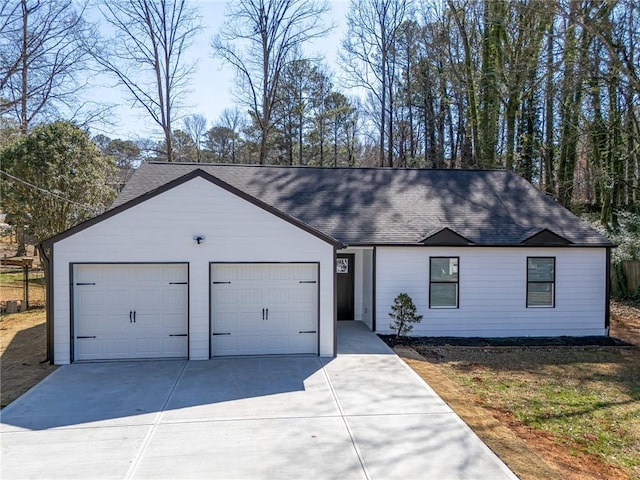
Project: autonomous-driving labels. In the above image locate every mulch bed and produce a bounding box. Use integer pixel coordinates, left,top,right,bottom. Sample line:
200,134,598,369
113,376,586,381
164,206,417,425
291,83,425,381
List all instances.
379,334,633,348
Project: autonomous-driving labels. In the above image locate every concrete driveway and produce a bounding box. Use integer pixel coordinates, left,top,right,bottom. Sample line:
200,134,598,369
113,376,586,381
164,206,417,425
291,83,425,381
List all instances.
1,322,516,480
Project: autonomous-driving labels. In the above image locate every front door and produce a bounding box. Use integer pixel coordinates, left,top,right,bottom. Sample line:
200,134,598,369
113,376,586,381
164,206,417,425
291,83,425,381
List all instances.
336,254,355,320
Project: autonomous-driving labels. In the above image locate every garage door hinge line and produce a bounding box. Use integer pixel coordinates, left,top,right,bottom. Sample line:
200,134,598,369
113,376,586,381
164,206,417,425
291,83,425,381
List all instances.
124,361,188,480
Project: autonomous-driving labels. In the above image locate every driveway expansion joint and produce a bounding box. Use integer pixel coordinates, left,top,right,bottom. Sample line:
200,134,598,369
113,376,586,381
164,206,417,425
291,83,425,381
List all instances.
124,360,188,480
320,361,372,480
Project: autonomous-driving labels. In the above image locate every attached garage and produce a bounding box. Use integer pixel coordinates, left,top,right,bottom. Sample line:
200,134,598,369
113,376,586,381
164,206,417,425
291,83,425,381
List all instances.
42,169,337,364
210,263,319,356
73,264,188,361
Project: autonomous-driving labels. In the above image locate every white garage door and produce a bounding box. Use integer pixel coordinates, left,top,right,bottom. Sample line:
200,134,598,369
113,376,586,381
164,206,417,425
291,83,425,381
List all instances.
73,264,188,361
211,263,318,356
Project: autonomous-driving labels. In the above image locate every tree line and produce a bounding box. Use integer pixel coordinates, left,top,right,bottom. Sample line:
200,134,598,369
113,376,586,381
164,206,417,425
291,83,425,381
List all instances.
1,0,639,232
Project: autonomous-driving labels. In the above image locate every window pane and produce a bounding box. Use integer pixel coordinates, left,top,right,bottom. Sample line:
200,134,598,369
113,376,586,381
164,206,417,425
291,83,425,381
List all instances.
527,282,554,306
527,258,554,282
431,283,458,307
430,258,458,282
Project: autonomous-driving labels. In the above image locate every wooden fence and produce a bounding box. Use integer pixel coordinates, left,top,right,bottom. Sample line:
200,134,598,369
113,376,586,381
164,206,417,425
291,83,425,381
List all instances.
611,260,640,297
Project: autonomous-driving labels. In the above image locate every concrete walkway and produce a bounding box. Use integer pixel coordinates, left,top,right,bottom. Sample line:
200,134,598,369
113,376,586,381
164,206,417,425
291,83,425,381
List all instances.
1,322,516,479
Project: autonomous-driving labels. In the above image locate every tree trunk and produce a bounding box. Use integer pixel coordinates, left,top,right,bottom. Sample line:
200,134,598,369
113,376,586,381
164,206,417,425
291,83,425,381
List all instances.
20,0,28,134
543,24,555,195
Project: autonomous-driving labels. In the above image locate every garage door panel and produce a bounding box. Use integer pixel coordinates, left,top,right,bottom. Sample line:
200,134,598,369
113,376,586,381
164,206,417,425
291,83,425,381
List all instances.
212,335,237,356
212,287,237,305
163,313,187,330
163,289,188,312
211,263,318,356
240,288,261,304
74,264,188,361
104,338,132,358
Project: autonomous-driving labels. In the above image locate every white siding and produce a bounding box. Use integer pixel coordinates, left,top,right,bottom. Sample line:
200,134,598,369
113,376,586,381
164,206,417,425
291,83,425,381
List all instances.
361,249,374,329
375,246,607,337
52,177,334,364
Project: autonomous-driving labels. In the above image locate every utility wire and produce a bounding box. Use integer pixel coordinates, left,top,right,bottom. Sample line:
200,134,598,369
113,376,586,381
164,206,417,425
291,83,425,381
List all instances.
0,169,97,212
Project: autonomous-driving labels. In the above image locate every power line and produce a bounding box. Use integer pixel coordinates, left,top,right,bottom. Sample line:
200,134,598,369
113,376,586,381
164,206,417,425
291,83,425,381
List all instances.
0,169,97,212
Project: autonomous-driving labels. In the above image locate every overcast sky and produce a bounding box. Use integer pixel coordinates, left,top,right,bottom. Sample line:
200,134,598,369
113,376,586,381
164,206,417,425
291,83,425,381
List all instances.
88,0,350,141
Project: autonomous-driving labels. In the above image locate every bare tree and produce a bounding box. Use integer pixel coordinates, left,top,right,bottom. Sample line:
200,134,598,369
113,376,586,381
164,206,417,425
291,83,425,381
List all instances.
1,0,92,133
183,114,207,162
219,107,246,163
212,0,331,165
91,0,201,162
340,0,407,167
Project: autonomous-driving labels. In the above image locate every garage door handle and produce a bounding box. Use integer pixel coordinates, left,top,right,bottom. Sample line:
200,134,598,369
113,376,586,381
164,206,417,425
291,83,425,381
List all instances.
77,336,97,339
133,310,136,322
266,308,269,320
169,334,188,337
299,330,316,334
212,332,231,336
129,311,132,323
213,281,231,284
299,280,316,284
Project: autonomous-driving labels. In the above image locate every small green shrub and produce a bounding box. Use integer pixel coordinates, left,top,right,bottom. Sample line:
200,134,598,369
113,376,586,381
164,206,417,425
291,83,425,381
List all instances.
389,292,423,337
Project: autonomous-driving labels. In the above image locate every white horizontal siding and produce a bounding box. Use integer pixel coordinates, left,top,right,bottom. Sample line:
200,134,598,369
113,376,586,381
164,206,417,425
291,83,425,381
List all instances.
375,246,607,337
52,177,334,364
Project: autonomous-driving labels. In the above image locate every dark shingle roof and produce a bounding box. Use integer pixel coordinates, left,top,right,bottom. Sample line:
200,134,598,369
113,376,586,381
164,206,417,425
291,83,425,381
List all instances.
112,162,612,246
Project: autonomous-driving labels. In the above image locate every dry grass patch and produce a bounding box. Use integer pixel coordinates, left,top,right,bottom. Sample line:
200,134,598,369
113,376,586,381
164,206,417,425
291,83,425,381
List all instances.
0,270,46,308
417,346,638,479
393,300,640,480
0,308,57,408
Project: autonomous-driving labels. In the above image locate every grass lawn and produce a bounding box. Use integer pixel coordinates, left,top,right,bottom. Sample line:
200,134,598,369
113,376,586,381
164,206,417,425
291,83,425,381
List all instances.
421,346,638,479
396,301,640,480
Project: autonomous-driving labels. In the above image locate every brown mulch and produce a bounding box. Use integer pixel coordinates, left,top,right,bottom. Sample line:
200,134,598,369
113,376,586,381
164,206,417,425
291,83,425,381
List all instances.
610,300,640,346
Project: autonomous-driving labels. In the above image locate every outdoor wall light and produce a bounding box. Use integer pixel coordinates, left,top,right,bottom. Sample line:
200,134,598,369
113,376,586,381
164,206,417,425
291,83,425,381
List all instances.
193,235,205,245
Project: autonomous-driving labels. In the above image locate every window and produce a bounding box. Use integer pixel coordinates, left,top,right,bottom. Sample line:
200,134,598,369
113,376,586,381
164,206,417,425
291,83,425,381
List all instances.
527,257,555,307
429,257,459,308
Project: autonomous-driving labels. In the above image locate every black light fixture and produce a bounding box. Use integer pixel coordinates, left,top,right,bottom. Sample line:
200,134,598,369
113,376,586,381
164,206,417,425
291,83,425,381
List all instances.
193,235,205,245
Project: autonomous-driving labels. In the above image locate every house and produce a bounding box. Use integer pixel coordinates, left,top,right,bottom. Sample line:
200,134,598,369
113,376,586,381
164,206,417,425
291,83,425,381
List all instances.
40,162,613,364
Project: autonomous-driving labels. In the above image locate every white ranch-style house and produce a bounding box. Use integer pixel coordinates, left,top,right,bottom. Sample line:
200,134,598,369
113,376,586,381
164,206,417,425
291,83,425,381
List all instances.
40,163,613,364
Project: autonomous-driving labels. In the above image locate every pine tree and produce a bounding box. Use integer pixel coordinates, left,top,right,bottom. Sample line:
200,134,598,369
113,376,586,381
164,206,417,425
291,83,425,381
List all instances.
388,293,423,338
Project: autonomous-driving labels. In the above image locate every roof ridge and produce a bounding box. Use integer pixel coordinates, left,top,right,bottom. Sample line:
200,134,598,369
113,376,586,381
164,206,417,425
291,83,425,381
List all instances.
145,161,510,173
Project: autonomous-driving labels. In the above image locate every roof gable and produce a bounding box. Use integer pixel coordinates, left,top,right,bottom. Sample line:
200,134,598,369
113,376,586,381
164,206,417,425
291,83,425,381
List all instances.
521,228,572,246
41,169,343,248
421,227,473,245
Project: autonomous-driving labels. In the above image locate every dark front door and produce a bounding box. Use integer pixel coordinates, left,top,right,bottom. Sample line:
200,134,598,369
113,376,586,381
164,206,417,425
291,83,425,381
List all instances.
337,254,355,320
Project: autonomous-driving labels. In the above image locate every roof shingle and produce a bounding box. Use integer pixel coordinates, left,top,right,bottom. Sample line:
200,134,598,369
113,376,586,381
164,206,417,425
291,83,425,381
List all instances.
111,162,612,246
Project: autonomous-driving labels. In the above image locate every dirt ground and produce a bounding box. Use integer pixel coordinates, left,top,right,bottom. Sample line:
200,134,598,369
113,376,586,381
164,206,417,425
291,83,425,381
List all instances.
0,308,57,408
396,300,640,480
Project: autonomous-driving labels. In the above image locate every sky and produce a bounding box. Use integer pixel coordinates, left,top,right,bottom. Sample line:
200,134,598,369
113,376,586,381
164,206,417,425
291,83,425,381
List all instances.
89,0,351,141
